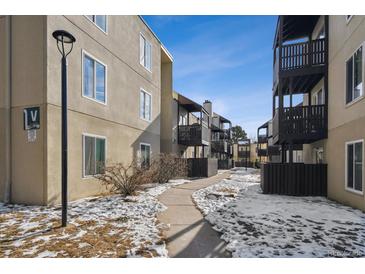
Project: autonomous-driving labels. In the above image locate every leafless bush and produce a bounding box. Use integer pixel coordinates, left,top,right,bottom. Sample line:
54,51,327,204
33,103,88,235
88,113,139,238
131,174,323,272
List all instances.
149,153,188,184
95,161,151,196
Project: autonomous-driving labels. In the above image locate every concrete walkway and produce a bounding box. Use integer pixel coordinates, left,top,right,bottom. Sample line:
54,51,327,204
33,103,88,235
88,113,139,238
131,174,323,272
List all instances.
158,172,231,258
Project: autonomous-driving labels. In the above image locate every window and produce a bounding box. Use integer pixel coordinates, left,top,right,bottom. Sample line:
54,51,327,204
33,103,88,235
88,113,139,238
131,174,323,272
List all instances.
86,15,107,32
316,27,325,39
313,147,324,164
286,150,303,163
83,51,106,104
83,134,106,177
346,140,363,193
140,89,152,121
140,34,152,71
346,46,363,104
179,112,187,125
140,143,151,168
313,88,324,105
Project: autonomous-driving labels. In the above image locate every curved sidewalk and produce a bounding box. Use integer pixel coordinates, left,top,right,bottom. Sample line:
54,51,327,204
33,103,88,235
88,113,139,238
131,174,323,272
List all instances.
158,172,231,258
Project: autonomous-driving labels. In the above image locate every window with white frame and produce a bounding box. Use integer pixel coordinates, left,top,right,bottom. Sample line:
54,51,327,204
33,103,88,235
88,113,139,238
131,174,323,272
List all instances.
140,34,152,71
86,15,107,32
313,147,324,164
346,140,363,193
140,89,151,121
179,112,187,125
140,143,151,168
83,52,106,104
83,135,106,177
313,88,324,105
346,45,363,104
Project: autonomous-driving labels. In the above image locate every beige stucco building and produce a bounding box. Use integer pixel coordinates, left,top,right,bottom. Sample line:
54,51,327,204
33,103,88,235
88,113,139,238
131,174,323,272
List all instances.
316,16,365,210
0,15,173,205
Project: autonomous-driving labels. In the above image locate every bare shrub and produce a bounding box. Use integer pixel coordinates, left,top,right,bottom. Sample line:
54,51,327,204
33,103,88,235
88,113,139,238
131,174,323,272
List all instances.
95,161,150,196
149,153,188,184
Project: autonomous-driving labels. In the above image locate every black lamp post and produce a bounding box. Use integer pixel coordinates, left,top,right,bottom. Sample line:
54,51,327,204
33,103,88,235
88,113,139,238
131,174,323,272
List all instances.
52,30,76,227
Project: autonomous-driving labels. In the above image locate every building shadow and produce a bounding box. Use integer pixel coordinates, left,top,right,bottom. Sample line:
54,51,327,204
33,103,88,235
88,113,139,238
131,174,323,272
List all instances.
131,114,161,161
166,219,231,258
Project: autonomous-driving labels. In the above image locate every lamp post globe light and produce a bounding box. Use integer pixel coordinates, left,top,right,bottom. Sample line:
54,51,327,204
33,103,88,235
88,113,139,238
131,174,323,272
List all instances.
52,30,76,227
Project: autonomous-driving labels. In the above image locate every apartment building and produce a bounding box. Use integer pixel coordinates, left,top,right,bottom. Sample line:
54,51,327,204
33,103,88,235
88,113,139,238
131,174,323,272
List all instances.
161,91,210,158
261,15,365,210
233,139,252,167
258,119,303,163
325,15,365,210
257,122,269,163
211,113,233,169
0,15,173,205
160,91,234,176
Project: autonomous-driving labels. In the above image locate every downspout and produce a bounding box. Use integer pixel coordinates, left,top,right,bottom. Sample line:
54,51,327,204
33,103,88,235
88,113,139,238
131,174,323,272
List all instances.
4,15,12,203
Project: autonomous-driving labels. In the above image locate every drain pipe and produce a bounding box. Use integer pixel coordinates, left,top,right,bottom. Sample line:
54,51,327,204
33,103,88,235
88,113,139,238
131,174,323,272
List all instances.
3,15,12,203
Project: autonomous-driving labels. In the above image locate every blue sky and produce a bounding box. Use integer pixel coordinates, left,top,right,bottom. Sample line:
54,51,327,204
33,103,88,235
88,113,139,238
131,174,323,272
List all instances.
143,15,277,138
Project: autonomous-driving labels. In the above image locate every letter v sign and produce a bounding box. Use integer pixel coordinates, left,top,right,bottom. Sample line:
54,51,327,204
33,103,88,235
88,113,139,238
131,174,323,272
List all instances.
24,106,40,130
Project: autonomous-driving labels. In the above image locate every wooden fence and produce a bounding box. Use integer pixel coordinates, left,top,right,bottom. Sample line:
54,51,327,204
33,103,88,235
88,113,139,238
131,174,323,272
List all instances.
234,160,256,168
187,158,218,178
261,163,327,196
218,159,233,170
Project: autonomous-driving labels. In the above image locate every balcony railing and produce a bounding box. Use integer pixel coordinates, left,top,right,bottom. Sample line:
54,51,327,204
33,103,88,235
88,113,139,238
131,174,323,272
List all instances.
268,145,280,156
274,38,326,85
211,140,228,153
178,124,209,146
238,150,250,158
258,135,268,143
211,118,221,130
257,148,268,157
281,38,325,70
273,105,326,144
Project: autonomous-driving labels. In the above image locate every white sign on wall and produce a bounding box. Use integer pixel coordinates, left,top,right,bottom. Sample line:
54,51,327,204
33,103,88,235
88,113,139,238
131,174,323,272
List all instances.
27,129,37,143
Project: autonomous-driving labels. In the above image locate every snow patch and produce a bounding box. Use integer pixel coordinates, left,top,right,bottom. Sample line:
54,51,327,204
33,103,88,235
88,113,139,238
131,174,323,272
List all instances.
0,178,190,258
193,168,365,258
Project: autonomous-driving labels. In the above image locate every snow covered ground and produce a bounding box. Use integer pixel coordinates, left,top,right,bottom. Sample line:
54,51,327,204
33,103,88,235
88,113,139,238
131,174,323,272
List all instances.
0,179,189,258
193,168,365,258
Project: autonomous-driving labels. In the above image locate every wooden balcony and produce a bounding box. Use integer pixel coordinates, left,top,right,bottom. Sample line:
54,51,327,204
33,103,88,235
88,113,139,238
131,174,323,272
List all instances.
178,124,209,146
274,38,326,88
258,135,268,144
268,145,280,156
272,104,327,144
211,140,228,153
257,148,268,157
238,150,250,158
